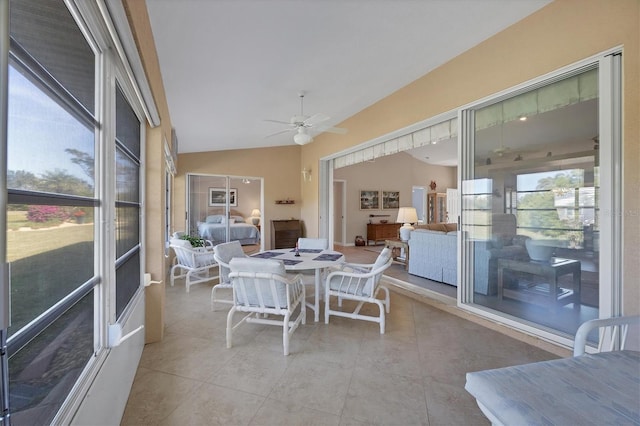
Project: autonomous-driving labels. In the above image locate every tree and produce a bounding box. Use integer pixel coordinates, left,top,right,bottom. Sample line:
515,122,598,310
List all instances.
65,148,95,182
39,169,93,197
7,170,40,191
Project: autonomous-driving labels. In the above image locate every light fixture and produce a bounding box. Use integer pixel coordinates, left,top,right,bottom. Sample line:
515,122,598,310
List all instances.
293,127,313,145
250,209,261,226
301,167,312,182
519,116,527,121
396,207,418,241
242,178,250,184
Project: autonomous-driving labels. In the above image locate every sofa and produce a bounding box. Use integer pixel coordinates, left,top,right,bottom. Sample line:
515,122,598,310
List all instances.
408,223,458,286
407,215,529,293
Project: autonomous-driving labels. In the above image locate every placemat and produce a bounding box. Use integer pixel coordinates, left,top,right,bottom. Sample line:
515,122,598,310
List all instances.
252,251,282,259
281,259,303,266
313,253,342,261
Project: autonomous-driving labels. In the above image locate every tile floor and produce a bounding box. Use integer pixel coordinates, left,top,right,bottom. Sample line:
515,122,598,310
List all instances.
122,246,557,425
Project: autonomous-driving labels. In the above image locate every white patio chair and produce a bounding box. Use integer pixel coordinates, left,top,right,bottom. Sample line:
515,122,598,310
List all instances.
170,238,219,292
324,247,393,334
211,240,247,310
227,257,306,356
297,237,329,250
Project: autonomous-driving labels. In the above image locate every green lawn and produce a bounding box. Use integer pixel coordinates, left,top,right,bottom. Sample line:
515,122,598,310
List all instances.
7,211,93,263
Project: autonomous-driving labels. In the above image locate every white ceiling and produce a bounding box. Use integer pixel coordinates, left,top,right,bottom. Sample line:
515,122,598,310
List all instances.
146,0,552,155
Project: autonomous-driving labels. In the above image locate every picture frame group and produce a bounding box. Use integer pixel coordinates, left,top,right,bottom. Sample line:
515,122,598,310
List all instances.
209,187,237,207
359,190,400,210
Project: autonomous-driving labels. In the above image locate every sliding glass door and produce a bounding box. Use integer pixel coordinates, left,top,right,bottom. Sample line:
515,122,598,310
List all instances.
186,174,263,250
460,53,621,342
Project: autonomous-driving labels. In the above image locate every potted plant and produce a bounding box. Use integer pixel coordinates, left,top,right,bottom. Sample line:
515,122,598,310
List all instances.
180,234,205,248
73,209,86,224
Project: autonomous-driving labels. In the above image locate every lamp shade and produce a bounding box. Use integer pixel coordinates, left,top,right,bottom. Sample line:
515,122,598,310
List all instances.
396,207,418,224
250,209,261,226
396,207,418,241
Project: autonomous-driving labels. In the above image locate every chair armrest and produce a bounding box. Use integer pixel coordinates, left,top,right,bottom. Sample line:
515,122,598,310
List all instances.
574,315,640,356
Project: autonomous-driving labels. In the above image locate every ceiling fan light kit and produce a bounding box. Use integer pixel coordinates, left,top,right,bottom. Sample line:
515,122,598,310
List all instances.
293,127,313,145
265,92,347,144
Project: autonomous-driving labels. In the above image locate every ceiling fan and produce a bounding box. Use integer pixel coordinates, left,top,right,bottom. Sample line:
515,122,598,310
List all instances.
264,92,347,145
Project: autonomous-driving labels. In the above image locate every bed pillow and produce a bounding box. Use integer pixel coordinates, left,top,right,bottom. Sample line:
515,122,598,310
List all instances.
221,217,235,225
231,215,245,223
205,215,223,223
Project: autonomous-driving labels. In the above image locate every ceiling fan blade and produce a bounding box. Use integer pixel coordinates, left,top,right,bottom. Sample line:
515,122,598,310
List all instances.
303,113,330,127
264,119,293,126
314,124,348,135
264,128,295,139
322,126,348,135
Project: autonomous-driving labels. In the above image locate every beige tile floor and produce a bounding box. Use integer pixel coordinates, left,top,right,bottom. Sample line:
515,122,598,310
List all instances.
122,246,557,425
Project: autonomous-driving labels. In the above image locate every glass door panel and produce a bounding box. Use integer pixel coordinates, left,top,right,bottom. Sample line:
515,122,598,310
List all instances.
187,174,263,249
462,67,600,338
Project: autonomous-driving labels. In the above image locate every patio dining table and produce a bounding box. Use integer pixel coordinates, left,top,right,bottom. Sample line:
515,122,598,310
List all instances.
252,248,345,322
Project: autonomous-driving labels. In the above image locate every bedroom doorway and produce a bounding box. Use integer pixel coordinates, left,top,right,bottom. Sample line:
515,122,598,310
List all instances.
186,174,264,251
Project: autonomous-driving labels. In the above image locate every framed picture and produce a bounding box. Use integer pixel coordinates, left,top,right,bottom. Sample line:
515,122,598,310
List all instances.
209,187,237,207
382,191,400,209
359,190,380,210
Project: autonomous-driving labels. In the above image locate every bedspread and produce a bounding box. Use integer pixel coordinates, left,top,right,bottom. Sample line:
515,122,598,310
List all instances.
197,222,260,245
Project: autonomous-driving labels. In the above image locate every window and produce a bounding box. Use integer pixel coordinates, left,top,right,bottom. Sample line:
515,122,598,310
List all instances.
2,0,146,422
6,1,98,422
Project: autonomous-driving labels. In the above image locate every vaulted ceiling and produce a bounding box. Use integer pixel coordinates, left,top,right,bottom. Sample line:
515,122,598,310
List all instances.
146,0,552,156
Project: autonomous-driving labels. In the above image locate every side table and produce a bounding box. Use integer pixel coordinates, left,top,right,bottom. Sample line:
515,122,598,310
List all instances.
385,239,409,270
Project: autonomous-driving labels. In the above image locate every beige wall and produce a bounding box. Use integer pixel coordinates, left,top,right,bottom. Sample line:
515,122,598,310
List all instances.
334,152,456,244
124,0,175,343
301,0,639,314
127,0,639,319
175,145,303,248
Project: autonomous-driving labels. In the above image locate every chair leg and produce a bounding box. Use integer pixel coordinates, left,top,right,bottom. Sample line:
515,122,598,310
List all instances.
282,311,291,356
226,307,236,349
374,299,386,334
381,286,390,313
324,292,331,324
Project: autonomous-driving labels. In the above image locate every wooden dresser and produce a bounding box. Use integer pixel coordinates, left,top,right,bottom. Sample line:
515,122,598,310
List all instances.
270,219,302,249
367,223,401,245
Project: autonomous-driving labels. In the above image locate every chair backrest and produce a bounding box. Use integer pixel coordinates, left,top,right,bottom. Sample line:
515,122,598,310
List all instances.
229,257,289,308
366,247,393,293
214,240,246,283
171,239,215,268
297,237,329,250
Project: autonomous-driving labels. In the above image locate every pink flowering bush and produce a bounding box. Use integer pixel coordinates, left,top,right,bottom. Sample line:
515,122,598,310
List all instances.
27,206,70,223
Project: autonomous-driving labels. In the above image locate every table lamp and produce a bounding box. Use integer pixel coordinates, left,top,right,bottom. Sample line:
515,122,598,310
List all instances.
396,207,418,241
250,209,261,226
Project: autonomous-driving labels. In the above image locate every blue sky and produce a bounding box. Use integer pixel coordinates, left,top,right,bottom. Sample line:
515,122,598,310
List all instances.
7,66,94,183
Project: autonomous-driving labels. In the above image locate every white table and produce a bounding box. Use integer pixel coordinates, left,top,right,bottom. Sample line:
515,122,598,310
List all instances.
252,248,345,321
465,350,640,425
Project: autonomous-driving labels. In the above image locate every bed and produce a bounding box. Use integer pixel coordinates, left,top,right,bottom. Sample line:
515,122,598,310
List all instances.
197,214,260,246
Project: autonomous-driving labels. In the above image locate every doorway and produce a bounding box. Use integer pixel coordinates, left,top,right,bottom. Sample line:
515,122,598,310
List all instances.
333,180,346,245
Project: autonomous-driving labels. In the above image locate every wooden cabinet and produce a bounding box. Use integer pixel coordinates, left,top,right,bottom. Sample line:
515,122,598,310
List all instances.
270,219,301,249
367,223,401,245
427,192,447,223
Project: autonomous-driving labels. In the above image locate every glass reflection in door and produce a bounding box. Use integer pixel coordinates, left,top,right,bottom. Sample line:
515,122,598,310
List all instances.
462,67,600,338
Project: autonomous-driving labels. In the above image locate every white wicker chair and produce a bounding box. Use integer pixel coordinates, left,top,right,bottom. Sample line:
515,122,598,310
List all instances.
227,257,306,356
169,238,219,292
324,247,393,334
211,240,247,310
